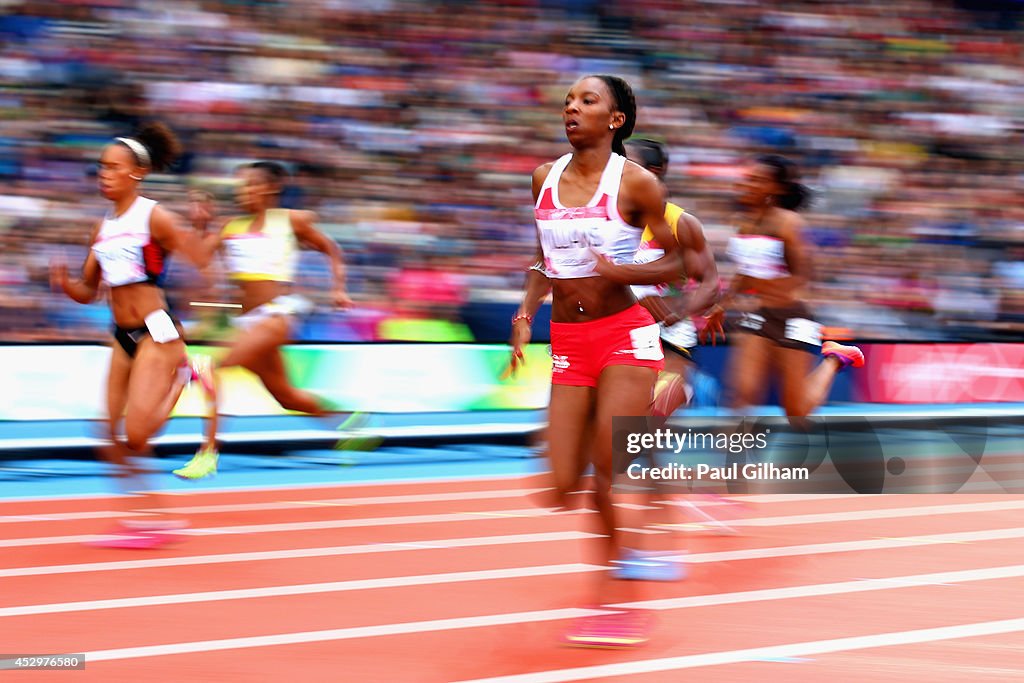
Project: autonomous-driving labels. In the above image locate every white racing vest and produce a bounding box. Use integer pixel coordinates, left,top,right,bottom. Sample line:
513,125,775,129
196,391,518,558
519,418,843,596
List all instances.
533,153,642,279
91,196,166,287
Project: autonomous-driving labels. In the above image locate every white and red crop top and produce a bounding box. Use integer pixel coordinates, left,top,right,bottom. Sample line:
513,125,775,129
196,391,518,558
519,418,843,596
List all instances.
533,153,642,279
726,234,790,280
91,196,167,288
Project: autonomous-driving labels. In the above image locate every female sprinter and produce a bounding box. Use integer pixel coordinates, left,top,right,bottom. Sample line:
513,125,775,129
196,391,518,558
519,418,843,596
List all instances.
50,123,214,548
622,138,741,546
625,138,722,418
172,161,351,480
723,154,863,424
509,75,708,647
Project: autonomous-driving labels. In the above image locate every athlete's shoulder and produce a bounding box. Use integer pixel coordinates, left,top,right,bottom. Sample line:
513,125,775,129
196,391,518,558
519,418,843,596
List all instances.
287,209,317,234
620,159,662,197
532,159,559,181
532,159,560,199
774,207,806,237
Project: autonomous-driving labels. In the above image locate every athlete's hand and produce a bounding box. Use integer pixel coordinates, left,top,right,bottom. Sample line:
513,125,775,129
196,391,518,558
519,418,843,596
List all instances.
506,320,532,379
49,259,70,295
188,190,215,232
698,305,726,346
332,287,354,310
590,249,623,282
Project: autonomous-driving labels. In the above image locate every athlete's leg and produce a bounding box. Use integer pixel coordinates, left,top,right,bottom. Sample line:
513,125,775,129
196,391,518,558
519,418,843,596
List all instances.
776,345,821,420
593,365,658,571
95,336,189,544
171,351,220,480
562,364,658,646
652,349,693,419
726,331,773,411
100,344,142,499
540,384,595,509
222,316,326,415
246,346,326,415
123,337,189,452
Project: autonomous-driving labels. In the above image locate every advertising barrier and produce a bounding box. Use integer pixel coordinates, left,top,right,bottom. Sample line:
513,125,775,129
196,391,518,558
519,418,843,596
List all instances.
856,343,1024,404
0,344,552,420
2,342,1023,421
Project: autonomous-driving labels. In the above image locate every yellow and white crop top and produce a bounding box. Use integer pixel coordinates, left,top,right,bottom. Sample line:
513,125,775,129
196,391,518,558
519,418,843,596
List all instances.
630,202,685,300
220,209,298,282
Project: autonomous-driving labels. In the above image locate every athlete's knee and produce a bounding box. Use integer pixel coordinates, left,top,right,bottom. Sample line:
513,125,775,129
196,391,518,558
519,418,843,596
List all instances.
783,398,812,420
124,424,150,453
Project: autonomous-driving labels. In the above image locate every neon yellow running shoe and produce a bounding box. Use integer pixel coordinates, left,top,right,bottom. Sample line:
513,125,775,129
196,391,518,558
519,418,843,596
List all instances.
173,446,219,480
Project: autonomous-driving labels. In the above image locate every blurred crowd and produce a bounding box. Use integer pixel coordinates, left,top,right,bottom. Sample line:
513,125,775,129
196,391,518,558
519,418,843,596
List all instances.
0,0,1021,342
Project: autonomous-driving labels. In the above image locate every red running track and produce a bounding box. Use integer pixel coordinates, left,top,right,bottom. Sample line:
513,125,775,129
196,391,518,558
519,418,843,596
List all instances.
2,478,1023,682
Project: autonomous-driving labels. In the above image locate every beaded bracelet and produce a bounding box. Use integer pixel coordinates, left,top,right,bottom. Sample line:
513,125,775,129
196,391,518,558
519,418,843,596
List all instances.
511,313,533,325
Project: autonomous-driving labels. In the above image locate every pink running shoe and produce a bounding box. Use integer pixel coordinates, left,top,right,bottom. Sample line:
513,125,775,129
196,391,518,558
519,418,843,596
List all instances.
563,610,652,648
178,354,215,395
821,341,865,369
87,519,187,549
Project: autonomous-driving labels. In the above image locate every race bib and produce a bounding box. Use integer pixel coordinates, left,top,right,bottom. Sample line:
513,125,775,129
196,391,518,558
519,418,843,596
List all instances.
629,323,664,361
660,319,697,350
739,313,765,331
144,310,181,344
785,317,822,346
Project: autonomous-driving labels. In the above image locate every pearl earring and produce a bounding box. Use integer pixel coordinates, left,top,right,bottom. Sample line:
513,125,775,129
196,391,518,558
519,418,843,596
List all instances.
609,125,614,130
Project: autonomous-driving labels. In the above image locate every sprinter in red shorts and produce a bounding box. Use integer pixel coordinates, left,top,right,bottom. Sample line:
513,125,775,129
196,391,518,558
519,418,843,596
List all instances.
509,75,710,647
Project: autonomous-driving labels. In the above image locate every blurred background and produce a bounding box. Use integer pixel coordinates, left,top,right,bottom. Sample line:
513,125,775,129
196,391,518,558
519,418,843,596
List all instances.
1,0,1022,344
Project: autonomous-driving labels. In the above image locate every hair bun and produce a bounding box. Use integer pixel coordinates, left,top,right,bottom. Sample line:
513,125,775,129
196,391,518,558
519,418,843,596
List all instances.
132,122,182,172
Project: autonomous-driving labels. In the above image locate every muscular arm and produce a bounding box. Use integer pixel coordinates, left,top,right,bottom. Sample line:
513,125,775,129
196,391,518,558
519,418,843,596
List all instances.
678,212,720,316
594,166,683,285
517,164,554,321
291,210,348,297
54,221,102,304
506,166,556,374
150,205,223,269
635,293,679,326
517,244,552,321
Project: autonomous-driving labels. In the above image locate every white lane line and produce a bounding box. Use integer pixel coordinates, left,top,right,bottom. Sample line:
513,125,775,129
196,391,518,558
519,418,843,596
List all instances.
0,531,595,578
453,617,1024,683
0,563,601,617
676,526,1024,564
8,555,1024,621
77,569,1024,665
6,498,1024,550
0,472,535,503
615,564,1024,611
0,488,548,524
730,499,1024,527
0,492,872,525
4,522,1024,584
0,507,583,549
83,608,603,663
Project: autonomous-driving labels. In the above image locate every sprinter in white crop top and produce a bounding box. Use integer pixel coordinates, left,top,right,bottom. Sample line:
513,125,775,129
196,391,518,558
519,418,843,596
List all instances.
49,124,215,547
170,161,351,482
719,154,864,436
507,75,713,649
